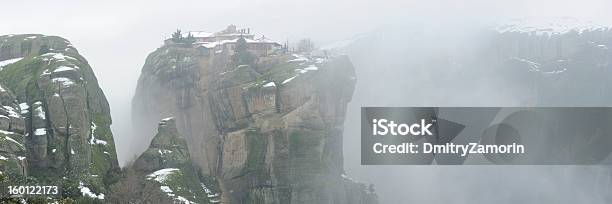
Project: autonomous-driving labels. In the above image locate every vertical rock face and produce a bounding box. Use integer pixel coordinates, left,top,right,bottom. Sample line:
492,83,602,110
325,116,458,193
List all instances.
133,117,221,204
0,34,119,200
134,118,192,173
133,33,377,203
490,18,612,105
0,83,27,178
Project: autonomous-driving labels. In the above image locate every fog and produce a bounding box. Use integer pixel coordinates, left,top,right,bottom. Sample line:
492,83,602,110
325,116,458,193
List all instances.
339,23,612,203
2,0,612,203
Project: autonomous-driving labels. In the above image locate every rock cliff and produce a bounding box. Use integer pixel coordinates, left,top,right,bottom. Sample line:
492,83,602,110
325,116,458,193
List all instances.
132,117,221,203
0,34,119,202
490,17,612,105
133,30,377,203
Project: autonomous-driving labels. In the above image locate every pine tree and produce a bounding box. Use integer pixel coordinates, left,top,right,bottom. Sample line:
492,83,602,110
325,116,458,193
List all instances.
233,36,255,66
185,32,196,44
171,29,183,42
236,36,248,52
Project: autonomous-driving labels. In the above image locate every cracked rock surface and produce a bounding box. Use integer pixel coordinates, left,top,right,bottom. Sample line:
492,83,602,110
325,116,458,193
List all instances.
0,34,119,200
133,41,378,203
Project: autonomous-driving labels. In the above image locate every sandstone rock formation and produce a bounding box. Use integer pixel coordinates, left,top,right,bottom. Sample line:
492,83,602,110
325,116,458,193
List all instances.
133,30,378,203
133,117,221,203
0,34,119,202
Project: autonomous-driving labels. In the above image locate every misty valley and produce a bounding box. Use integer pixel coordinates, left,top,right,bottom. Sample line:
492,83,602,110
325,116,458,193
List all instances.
0,12,612,204
0,25,377,203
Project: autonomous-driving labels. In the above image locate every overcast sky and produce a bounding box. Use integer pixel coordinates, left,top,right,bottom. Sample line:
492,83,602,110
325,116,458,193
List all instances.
2,1,612,203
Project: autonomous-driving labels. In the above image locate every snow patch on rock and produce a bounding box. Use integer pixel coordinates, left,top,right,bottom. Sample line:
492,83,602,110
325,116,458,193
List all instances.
40,53,77,62
53,66,79,73
0,57,23,70
34,128,46,136
147,168,179,183
79,181,105,200
52,77,76,87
